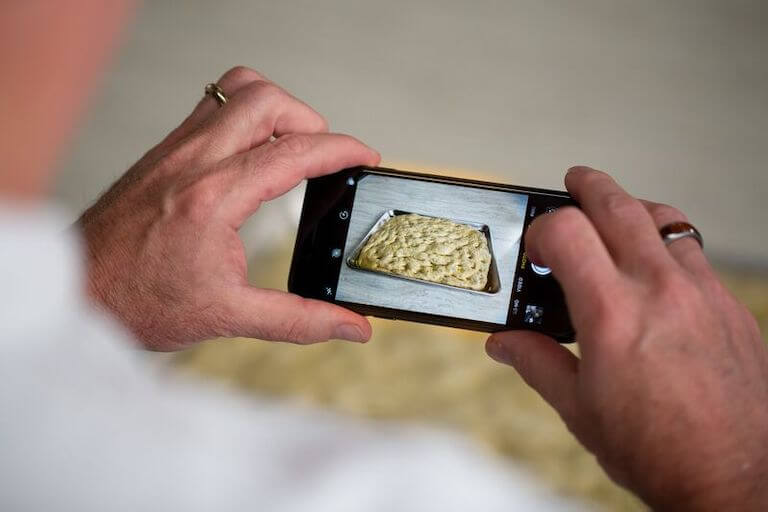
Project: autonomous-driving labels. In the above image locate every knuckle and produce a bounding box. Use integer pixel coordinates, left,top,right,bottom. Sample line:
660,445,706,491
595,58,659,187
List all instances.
326,133,361,152
271,133,313,157
247,80,283,100
243,82,327,133
256,306,313,342
172,175,220,222
646,202,688,225
284,314,311,342
220,65,261,85
600,191,644,218
314,113,330,133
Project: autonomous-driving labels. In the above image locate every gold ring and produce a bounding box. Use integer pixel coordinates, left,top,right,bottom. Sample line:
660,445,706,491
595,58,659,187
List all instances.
204,83,228,107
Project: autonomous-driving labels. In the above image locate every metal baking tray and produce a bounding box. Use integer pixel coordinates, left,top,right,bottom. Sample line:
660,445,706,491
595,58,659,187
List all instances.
346,209,501,295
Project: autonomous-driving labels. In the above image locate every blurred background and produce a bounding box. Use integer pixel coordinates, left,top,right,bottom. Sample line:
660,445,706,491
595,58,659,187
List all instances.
55,1,767,510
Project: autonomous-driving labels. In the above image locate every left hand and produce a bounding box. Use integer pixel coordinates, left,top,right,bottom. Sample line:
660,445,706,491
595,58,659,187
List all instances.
80,66,380,350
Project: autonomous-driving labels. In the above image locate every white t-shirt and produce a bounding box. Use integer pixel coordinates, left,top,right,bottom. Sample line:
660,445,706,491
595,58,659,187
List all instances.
0,206,584,512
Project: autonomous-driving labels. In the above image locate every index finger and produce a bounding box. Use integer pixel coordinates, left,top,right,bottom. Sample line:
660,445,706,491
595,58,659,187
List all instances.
565,167,674,275
221,132,380,228
525,206,620,334
181,77,330,166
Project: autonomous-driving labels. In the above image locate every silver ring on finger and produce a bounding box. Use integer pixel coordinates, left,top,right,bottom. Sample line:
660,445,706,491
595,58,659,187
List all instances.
204,83,228,107
660,221,703,249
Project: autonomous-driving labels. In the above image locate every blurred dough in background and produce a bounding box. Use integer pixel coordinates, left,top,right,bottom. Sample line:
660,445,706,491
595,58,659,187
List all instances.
172,211,768,510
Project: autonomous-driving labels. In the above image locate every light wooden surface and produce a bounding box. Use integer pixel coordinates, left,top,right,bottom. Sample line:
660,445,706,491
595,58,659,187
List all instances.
336,174,527,324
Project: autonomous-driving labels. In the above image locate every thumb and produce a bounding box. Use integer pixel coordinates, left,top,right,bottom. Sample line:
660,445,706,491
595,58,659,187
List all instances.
486,331,579,417
226,287,372,344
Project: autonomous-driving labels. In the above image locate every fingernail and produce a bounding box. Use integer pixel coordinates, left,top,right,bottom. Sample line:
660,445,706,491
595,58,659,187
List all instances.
335,324,368,343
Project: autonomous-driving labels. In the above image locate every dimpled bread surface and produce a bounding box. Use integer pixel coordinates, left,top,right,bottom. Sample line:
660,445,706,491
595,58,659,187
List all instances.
355,213,491,290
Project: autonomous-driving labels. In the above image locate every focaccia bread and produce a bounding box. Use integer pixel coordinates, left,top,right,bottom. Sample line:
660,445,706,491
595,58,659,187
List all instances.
355,213,491,290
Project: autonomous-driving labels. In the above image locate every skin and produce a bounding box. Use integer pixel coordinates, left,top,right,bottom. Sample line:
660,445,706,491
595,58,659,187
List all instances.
80,66,379,349
3,1,767,509
487,167,768,510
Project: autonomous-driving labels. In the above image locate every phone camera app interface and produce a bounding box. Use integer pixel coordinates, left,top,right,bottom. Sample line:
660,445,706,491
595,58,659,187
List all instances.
524,304,545,325
335,173,529,325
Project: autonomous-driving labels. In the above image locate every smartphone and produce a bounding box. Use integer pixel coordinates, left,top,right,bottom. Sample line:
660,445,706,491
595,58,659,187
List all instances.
288,166,577,342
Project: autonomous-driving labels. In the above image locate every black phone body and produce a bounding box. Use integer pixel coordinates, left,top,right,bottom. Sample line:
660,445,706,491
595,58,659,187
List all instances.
288,166,577,342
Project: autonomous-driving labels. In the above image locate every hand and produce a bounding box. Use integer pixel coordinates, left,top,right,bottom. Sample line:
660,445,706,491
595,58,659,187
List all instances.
486,167,768,510
80,66,379,351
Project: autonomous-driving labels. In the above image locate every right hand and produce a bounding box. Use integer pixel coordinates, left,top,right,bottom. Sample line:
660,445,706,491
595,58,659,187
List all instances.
486,167,768,511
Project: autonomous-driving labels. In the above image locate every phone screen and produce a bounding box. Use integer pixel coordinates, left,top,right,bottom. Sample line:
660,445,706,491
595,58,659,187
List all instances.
289,167,576,340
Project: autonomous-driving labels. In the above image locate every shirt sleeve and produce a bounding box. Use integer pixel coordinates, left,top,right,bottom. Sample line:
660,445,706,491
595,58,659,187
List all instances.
0,215,585,512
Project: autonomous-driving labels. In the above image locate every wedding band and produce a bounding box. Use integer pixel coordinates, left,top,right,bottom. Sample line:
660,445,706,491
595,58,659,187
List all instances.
660,222,703,249
204,83,228,107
